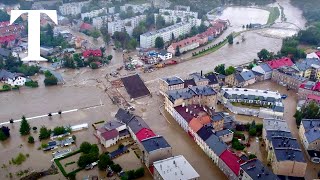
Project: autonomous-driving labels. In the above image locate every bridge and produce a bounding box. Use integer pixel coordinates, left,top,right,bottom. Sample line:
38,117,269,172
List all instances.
266,22,302,31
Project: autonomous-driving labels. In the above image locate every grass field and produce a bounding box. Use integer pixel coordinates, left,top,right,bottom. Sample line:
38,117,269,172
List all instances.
267,7,280,24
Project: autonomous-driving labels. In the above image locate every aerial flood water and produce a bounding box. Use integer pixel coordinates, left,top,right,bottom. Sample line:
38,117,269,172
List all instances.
1,1,316,180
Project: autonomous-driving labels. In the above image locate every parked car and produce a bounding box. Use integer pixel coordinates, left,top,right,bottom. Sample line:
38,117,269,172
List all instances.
85,162,98,170
281,94,288,99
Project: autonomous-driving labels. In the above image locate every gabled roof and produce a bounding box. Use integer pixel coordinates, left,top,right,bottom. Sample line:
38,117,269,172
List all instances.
115,108,134,124
162,76,184,86
174,105,208,123
100,129,119,141
235,73,245,83
104,120,125,131
240,70,255,81
215,129,233,137
266,58,294,69
205,73,219,85
205,134,227,156
80,22,93,30
0,48,12,57
184,79,196,88
295,58,320,71
196,126,213,141
219,150,241,176
260,63,272,72
127,116,150,134
136,128,156,142
240,159,278,180
82,49,102,58
0,69,19,79
189,115,211,133
141,136,171,153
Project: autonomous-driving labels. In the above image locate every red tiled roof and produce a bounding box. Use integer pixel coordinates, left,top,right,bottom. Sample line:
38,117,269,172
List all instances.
316,51,320,58
174,105,208,123
0,35,16,43
83,49,102,58
266,57,294,69
189,115,211,133
136,128,156,142
219,150,241,176
170,36,199,50
80,23,92,30
100,129,119,141
313,82,320,91
307,94,320,101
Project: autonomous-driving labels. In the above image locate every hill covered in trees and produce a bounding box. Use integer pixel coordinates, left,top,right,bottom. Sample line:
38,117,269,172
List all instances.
291,0,320,23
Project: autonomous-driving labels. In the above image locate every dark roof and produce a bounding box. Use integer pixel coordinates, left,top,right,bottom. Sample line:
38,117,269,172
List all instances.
266,130,292,141
204,134,227,156
273,106,284,112
215,129,233,137
127,116,150,134
211,112,224,121
235,73,245,83
277,175,305,180
115,108,134,124
197,126,213,141
109,146,128,159
274,148,305,162
271,136,300,149
205,74,219,85
0,48,11,57
301,119,320,143
0,69,17,79
121,74,150,99
184,79,196,88
260,63,272,72
167,86,216,102
141,136,171,153
159,49,169,56
188,85,217,96
162,76,184,86
240,159,278,180
307,150,320,158
174,105,208,123
189,72,208,82
252,70,264,76
240,71,255,81
104,120,125,131
295,58,320,71
101,129,119,141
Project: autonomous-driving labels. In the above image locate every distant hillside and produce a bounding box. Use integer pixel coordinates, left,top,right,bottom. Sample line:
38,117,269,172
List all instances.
291,0,320,23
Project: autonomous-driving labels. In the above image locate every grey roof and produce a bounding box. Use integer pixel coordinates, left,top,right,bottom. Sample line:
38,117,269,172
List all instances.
295,58,320,71
215,129,233,137
266,130,292,141
162,76,184,86
205,74,219,85
0,48,12,57
204,134,227,156
263,118,290,132
235,73,245,83
211,112,224,121
104,120,125,131
167,85,216,102
0,69,17,79
240,70,256,81
274,148,305,162
301,119,320,143
271,136,300,149
159,50,169,56
252,71,264,76
240,159,278,180
260,63,272,72
303,81,316,90
273,106,284,112
115,108,135,124
189,72,208,82
141,22,189,37
127,116,150,134
141,136,171,153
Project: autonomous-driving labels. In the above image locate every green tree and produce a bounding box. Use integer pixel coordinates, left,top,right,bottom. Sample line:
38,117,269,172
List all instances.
134,167,145,178
190,26,199,36
156,15,166,29
214,64,226,75
128,38,138,50
28,136,34,144
44,75,58,86
107,55,113,61
0,126,10,141
155,37,164,49
39,126,51,140
63,55,76,69
225,66,236,75
146,13,155,28
0,10,10,22
176,17,182,23
98,154,112,170
20,116,30,136
72,135,76,141
90,62,99,69
80,142,92,154
90,29,101,39
257,49,272,60
294,101,320,126
227,34,234,45
249,154,257,159
111,164,122,173
175,46,181,56
53,126,66,136
198,24,208,33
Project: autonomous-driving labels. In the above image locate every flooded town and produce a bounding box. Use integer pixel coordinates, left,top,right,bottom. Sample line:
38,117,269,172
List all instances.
0,0,320,180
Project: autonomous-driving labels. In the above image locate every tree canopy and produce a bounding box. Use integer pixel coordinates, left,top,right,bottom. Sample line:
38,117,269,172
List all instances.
155,37,164,49
294,101,320,126
20,116,30,136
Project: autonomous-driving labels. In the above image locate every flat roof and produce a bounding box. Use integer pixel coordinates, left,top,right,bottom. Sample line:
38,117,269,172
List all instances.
153,155,200,180
222,88,281,100
263,118,290,132
121,74,150,99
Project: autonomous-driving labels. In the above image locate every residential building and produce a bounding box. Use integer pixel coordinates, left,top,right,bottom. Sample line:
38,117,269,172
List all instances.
153,155,200,180
79,22,93,32
239,159,278,180
158,50,172,61
108,15,146,36
127,116,150,141
140,22,192,48
215,129,233,143
220,88,282,106
204,73,220,89
140,136,172,167
225,73,245,87
0,69,26,86
266,57,294,70
0,48,13,59
298,81,320,99
0,21,25,47
295,58,320,79
262,118,307,177
156,9,200,27
167,36,199,55
136,128,156,142
204,134,227,164
306,51,320,60
299,119,320,151
239,70,256,87
96,120,129,148
271,66,307,90
165,85,217,114
82,49,102,58
81,8,106,20
188,72,210,86
252,63,273,80
59,1,90,16
120,3,151,14
159,76,184,96
306,94,320,105
219,150,242,180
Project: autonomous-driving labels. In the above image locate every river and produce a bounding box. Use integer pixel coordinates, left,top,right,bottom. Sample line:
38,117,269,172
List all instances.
0,1,313,179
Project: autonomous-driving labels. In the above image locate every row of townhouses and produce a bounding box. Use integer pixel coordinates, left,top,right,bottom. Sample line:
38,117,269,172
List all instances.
95,108,201,180
160,75,279,180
